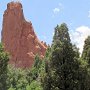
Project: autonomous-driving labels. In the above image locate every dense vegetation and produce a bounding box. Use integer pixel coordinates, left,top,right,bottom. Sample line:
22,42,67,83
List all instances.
0,23,90,90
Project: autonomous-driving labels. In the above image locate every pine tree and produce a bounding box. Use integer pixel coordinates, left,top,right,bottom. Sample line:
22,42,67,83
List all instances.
43,23,84,90
0,43,9,90
82,36,90,64
81,36,90,89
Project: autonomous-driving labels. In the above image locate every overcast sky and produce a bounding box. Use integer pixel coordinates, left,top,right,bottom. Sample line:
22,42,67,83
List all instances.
0,0,90,53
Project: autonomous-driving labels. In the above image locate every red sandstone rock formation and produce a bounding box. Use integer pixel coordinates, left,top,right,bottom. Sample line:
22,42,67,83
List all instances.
2,2,47,68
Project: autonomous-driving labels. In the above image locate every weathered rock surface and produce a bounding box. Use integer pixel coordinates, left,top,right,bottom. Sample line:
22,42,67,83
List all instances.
2,2,47,68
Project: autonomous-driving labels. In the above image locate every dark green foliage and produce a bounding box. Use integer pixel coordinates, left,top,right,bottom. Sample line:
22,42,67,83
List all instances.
82,36,90,64
72,44,80,59
34,54,42,69
7,65,43,90
43,23,86,90
81,36,90,89
25,54,43,89
7,54,43,90
26,80,43,90
31,54,42,80
6,54,42,89
0,43,9,90
53,23,70,43
7,66,28,90
0,23,90,90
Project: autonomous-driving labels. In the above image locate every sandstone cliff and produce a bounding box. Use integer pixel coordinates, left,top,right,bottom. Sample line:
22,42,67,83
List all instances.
2,2,47,68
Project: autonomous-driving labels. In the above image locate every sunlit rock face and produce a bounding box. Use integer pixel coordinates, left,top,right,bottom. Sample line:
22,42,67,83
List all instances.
2,2,47,68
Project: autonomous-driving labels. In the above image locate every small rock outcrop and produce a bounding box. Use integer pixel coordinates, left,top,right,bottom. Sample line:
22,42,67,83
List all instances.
2,2,47,68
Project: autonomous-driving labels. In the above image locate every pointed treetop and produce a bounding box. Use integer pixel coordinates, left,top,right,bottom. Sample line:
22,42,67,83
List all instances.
53,23,70,43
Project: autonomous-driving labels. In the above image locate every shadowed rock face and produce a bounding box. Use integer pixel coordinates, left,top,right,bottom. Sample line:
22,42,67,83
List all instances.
2,2,47,68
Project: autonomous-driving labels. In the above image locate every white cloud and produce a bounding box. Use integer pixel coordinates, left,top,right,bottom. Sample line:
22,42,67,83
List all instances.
70,26,90,54
52,3,63,16
53,8,60,14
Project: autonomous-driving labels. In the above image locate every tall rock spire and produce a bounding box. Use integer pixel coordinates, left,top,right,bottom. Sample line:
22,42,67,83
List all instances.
2,2,47,68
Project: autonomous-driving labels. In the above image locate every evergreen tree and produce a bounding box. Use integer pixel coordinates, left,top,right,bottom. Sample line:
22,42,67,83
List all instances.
43,23,84,90
81,36,90,89
82,36,90,64
0,43,9,90
7,66,28,90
